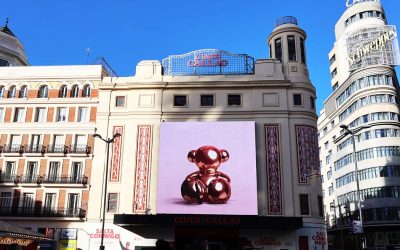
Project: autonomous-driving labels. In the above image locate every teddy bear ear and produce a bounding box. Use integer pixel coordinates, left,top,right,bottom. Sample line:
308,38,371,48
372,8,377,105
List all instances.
187,150,196,162
220,149,229,162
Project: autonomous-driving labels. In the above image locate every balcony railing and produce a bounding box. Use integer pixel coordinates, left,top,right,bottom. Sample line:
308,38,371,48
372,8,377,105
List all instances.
0,174,88,185
0,144,91,155
0,207,86,218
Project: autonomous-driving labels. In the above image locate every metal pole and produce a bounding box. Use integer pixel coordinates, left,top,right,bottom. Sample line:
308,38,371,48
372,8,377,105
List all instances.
100,141,110,250
351,132,365,249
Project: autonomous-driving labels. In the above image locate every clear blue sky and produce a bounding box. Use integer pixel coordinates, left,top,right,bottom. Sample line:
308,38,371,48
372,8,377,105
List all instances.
1,0,399,112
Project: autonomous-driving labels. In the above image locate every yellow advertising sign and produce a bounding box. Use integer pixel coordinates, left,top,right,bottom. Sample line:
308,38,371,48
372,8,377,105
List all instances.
59,239,77,250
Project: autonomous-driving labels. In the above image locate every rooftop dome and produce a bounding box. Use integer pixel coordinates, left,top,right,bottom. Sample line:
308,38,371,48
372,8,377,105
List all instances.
0,18,15,37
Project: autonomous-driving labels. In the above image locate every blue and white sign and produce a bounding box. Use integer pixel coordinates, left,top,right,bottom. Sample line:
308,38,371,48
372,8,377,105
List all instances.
162,49,254,76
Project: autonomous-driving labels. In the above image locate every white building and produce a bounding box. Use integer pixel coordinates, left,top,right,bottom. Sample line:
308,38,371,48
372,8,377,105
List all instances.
318,0,400,249
90,17,326,250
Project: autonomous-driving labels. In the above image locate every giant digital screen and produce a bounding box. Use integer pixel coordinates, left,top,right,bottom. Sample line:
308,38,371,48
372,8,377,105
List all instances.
157,121,257,215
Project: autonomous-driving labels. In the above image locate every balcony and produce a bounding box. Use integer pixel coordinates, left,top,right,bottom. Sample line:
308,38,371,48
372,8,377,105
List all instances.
0,144,91,155
0,207,86,218
0,174,88,185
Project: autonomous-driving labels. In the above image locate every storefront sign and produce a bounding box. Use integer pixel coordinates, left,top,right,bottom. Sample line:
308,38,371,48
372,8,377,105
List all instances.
89,229,121,239
60,228,77,240
59,239,77,250
346,0,379,8
173,216,241,225
187,54,228,67
254,236,281,246
312,232,327,245
348,28,397,65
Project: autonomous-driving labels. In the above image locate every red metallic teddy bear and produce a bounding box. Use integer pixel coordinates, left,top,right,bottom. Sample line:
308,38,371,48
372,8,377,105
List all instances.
181,145,231,204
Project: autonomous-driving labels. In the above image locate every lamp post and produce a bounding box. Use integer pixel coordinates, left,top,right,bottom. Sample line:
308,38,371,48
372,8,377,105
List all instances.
93,132,121,250
339,124,370,249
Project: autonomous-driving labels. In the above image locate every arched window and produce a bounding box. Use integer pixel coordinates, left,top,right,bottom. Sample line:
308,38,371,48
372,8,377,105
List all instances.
82,85,91,97
19,86,27,98
7,86,16,98
0,86,4,98
38,85,49,98
59,85,68,98
71,85,79,98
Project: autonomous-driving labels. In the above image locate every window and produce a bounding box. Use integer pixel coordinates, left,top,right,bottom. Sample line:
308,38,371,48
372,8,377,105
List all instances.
10,135,21,151
0,192,12,214
71,162,83,183
300,194,310,215
77,107,89,122
318,196,324,217
310,96,315,109
14,108,26,122
332,82,338,91
74,135,86,153
300,37,306,64
34,108,47,122
19,86,27,98
56,108,67,122
30,135,41,152
287,36,296,61
331,68,337,79
275,38,282,61
329,54,336,65
71,85,79,98
200,95,214,107
107,193,118,212
227,94,241,106
115,96,125,107
82,85,91,97
67,193,79,215
293,94,302,106
0,58,9,67
26,162,37,182
22,193,34,215
43,193,56,215
3,162,16,181
59,85,68,98
7,86,16,98
0,108,4,122
48,162,60,182
52,135,64,152
0,86,4,98
173,95,187,107
37,85,48,98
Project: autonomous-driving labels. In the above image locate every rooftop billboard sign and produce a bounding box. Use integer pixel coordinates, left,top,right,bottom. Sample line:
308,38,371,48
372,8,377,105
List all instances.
162,49,254,76
346,25,400,71
346,0,380,8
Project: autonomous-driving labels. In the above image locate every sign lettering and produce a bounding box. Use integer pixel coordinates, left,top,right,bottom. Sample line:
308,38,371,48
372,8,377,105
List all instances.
187,54,228,67
346,0,380,8
348,29,397,65
312,232,327,245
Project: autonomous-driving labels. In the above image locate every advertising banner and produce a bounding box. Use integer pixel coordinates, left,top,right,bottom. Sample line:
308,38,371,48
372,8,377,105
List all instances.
59,240,76,250
346,25,400,71
157,121,257,215
77,223,156,250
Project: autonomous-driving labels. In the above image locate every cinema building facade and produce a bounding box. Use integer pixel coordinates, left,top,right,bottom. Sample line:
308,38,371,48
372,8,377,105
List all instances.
87,17,326,250
318,0,400,249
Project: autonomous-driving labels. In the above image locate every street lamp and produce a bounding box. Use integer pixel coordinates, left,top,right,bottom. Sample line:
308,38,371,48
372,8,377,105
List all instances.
339,124,370,249
93,132,121,250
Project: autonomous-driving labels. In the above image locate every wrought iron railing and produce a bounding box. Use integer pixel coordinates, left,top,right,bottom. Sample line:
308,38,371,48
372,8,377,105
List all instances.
0,144,91,155
0,207,86,218
275,16,298,28
0,174,88,185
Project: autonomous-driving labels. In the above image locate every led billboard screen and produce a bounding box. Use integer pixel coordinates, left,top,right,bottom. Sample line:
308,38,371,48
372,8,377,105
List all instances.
157,121,257,215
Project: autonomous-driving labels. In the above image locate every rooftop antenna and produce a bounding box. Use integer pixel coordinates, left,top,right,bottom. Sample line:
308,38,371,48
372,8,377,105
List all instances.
86,47,91,65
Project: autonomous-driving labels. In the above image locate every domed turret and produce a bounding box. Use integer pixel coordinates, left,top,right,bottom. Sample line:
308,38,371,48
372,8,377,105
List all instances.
0,18,28,66
267,16,309,82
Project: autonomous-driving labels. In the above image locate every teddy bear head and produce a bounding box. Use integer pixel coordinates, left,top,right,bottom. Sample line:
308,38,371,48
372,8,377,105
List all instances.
187,145,229,171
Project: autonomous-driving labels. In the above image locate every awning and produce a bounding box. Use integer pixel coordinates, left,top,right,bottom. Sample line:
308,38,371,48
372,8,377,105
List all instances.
114,214,303,238
0,220,52,246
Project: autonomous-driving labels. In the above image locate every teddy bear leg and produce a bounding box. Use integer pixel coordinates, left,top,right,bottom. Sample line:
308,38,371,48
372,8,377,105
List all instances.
181,179,206,204
207,178,231,204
